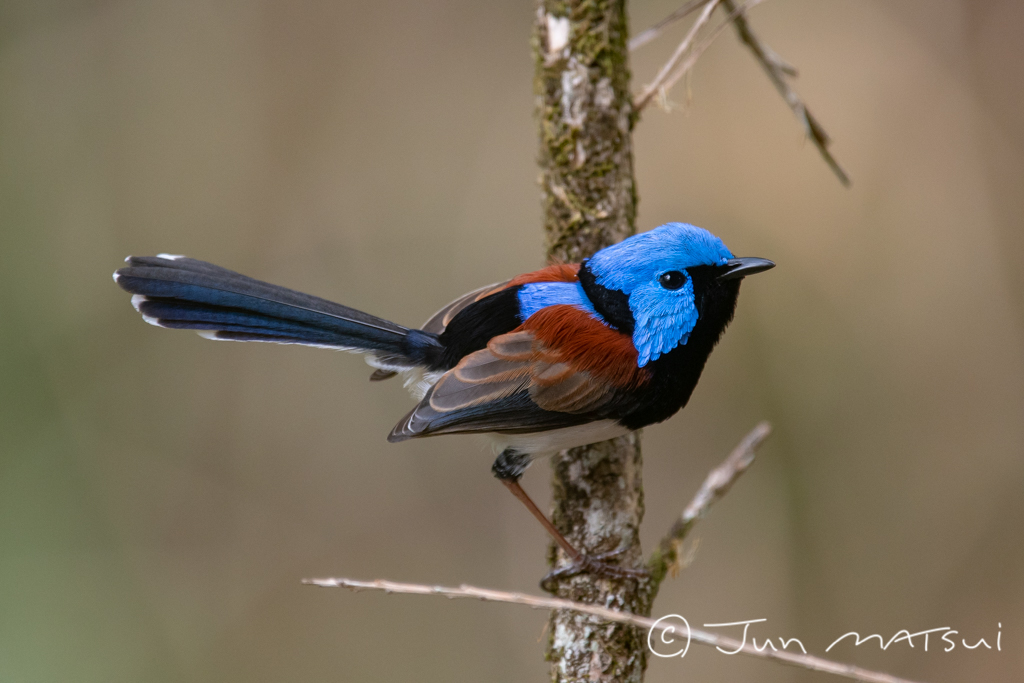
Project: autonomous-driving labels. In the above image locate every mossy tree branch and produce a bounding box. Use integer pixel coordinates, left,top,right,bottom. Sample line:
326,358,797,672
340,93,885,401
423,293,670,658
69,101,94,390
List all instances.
535,0,637,264
533,2,649,682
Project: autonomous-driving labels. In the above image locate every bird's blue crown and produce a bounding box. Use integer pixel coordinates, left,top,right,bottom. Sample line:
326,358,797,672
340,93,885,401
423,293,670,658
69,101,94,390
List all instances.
586,223,733,287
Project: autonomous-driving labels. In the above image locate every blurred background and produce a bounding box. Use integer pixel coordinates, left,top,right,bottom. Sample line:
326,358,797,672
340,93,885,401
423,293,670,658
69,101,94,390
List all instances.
1,0,1022,681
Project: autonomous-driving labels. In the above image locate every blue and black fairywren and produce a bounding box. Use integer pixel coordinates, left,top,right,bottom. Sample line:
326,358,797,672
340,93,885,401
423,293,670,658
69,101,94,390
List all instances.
114,222,773,579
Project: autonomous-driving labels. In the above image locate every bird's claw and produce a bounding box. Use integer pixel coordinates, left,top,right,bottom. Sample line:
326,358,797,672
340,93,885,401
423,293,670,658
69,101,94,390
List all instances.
540,549,650,593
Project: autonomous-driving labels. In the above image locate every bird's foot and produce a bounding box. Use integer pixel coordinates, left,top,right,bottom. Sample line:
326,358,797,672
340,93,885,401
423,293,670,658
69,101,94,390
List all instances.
540,548,650,593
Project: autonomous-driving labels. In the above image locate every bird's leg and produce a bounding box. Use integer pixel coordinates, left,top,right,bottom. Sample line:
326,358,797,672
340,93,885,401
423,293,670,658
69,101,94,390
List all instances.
492,449,648,588
498,478,583,563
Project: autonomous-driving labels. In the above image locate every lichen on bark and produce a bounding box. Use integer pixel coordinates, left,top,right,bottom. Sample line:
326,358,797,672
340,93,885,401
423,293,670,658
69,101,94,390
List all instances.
534,0,637,265
533,2,650,682
545,435,651,683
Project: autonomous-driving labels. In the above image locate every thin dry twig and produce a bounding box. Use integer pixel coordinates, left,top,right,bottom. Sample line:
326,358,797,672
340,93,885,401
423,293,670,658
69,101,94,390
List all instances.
629,0,714,52
648,421,772,585
632,0,848,185
719,0,850,185
632,0,795,75
634,0,769,112
659,0,770,106
634,0,722,112
303,576,928,683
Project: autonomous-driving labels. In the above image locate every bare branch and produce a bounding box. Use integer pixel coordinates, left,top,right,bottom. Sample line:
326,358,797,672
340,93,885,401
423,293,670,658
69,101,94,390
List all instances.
634,0,770,113
631,0,848,185
720,0,850,185
658,0,772,104
648,421,772,587
634,0,722,112
629,0,714,52
304,576,928,683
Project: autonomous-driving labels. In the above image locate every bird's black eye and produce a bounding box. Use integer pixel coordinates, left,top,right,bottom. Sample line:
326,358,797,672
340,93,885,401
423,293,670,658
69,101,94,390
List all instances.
659,270,686,290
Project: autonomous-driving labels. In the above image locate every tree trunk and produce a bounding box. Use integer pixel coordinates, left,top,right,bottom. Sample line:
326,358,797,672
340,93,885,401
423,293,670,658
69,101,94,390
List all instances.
533,2,650,681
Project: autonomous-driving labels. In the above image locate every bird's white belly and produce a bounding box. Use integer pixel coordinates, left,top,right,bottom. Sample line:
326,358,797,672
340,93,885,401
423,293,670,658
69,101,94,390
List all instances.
490,419,632,456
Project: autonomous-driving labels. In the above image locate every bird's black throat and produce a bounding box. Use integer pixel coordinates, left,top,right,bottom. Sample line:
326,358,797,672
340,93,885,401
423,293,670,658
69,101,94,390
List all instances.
617,264,741,430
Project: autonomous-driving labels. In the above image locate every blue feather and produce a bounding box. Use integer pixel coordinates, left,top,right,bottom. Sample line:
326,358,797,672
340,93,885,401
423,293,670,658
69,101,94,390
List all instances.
587,223,733,291
517,282,604,323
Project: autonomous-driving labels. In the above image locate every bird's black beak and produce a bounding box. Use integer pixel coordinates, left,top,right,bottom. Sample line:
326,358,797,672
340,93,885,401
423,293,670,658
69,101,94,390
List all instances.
717,257,775,281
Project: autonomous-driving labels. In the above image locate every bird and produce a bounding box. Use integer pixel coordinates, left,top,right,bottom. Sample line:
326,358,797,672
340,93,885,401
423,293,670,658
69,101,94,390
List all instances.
113,222,773,580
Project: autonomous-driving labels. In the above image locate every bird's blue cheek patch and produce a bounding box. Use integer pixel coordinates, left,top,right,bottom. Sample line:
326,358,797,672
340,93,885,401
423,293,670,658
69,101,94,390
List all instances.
517,282,605,323
628,278,698,367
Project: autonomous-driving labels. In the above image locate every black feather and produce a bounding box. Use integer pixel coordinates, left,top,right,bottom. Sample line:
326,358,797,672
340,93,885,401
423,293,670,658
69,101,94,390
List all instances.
433,286,524,371
114,255,443,364
616,265,740,430
577,261,635,334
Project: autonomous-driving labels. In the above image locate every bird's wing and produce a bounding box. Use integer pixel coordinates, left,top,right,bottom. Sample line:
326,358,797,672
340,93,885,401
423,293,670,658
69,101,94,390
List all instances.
367,281,511,381
369,263,583,381
388,304,648,440
420,263,582,336
420,282,512,334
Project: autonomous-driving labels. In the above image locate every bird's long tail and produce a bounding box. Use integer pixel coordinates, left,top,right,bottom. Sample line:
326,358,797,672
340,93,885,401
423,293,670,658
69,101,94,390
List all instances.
113,254,441,369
